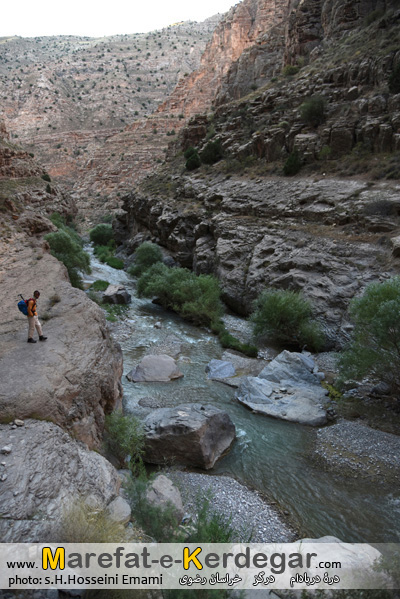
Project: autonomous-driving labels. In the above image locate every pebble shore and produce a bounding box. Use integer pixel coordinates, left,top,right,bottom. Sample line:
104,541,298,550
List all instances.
167,470,296,543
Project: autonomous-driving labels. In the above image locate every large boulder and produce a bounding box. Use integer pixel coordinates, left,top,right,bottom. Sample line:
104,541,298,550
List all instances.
127,354,184,382
103,284,131,305
0,420,121,542
143,404,236,469
0,253,123,449
236,351,329,426
205,359,236,380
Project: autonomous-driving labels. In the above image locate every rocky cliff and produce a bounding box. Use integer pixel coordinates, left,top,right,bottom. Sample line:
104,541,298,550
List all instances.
0,123,123,449
115,172,400,347
114,1,400,348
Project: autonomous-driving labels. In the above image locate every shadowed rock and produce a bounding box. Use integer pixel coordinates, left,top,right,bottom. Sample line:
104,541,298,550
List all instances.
103,284,131,305
143,404,236,469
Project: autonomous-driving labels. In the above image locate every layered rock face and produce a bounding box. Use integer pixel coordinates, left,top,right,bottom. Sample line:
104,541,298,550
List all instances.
285,0,397,63
158,0,289,115
116,173,399,346
0,124,122,448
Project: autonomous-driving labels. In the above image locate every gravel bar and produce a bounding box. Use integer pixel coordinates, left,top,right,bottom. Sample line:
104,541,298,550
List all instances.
166,470,296,543
314,419,400,483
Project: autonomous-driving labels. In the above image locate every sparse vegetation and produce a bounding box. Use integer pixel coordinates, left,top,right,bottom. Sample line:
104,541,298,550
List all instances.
104,411,145,475
282,64,300,77
89,223,114,246
283,150,302,175
251,288,324,351
90,279,110,291
199,138,223,165
128,241,163,277
338,277,400,393
300,96,325,127
137,262,257,356
45,214,90,289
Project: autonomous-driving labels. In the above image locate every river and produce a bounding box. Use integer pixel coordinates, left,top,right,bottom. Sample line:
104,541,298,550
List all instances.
85,251,400,544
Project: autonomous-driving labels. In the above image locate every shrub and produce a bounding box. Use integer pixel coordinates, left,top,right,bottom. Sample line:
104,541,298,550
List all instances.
104,411,145,475
90,279,109,291
251,288,324,351
282,65,300,77
41,173,51,182
59,500,127,543
200,138,223,165
185,151,201,170
318,145,332,161
300,96,325,127
138,264,257,356
128,242,163,277
184,146,197,159
45,229,90,289
126,476,180,542
105,256,124,269
89,223,114,246
137,263,223,327
211,319,258,358
389,63,400,94
337,277,400,393
283,150,302,176
188,494,235,543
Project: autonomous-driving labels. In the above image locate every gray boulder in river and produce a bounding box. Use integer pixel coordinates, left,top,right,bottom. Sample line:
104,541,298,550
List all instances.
143,404,236,469
102,284,131,304
127,353,184,382
236,350,329,426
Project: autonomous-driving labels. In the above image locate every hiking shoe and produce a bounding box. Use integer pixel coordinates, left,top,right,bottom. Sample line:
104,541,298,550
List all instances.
39,336,47,341
27,338,37,343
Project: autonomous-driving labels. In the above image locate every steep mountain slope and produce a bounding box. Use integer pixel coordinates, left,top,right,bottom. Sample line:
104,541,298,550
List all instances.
115,0,400,347
0,17,220,188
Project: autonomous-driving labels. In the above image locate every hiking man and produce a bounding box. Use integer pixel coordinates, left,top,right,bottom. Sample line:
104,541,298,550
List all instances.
27,290,47,343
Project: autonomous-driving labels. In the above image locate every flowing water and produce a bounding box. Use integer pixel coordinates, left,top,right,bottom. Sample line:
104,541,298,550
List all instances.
85,251,400,543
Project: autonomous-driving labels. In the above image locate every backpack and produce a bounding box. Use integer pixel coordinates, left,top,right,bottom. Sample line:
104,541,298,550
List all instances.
17,295,32,316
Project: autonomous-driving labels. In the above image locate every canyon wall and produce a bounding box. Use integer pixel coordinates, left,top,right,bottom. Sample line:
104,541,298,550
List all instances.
0,123,122,449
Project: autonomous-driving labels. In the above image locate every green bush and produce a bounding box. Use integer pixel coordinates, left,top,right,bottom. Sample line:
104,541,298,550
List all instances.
338,277,400,393
300,95,325,126
126,477,180,542
185,151,201,170
389,63,400,94
128,242,163,277
251,288,324,351
89,223,114,246
200,138,223,165
137,263,223,327
211,319,258,358
90,279,110,291
188,495,235,543
283,150,302,176
282,65,300,77
105,256,124,269
41,173,51,182
45,228,90,289
104,412,145,475
184,146,197,159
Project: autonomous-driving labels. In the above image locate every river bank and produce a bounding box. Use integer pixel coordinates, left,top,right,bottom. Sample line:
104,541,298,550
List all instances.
86,250,400,543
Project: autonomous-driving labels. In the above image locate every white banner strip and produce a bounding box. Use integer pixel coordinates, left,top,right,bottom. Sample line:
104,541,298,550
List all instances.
1,542,398,590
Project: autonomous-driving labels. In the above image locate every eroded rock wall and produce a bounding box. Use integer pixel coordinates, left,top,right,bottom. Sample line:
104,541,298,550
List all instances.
116,174,400,347
0,125,123,449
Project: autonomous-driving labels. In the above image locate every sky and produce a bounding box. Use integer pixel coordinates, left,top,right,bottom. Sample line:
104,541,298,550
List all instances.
1,0,240,38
